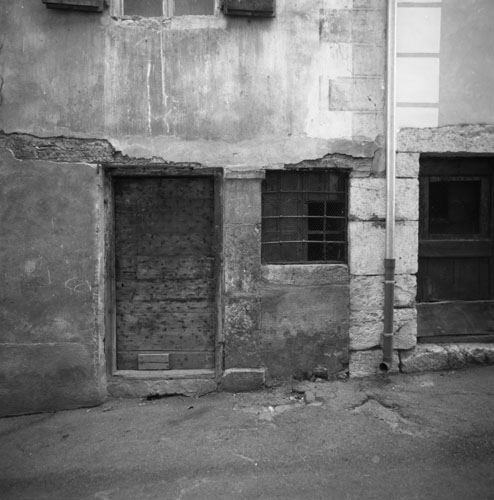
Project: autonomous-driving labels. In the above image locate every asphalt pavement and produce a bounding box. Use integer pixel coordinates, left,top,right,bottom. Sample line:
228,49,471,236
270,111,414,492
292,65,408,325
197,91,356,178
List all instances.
1,366,494,500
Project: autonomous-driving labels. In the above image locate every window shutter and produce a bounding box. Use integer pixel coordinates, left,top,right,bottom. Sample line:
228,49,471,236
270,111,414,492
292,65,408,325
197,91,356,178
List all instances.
222,0,275,17
42,0,104,12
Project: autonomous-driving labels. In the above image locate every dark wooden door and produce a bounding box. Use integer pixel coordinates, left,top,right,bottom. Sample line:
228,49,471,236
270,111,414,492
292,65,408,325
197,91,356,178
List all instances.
114,176,216,370
417,157,494,342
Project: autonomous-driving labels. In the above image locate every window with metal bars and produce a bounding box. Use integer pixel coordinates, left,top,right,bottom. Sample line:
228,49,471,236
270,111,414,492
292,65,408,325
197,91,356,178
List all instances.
261,170,348,264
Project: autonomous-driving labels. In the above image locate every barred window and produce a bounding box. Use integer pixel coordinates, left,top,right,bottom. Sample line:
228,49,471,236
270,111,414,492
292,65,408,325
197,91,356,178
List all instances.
262,170,348,264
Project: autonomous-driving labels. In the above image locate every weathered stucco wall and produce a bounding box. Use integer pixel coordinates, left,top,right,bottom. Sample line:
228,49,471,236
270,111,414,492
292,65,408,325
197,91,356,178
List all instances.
396,0,494,129
260,265,349,379
438,0,494,126
0,144,105,416
0,0,385,165
0,0,389,409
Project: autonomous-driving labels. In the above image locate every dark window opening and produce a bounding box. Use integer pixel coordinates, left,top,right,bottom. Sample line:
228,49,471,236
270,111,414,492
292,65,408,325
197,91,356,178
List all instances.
124,0,215,17
262,170,348,264
429,180,481,235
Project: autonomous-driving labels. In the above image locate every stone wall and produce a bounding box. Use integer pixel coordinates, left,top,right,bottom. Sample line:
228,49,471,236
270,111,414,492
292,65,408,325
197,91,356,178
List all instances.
349,125,494,376
389,124,494,375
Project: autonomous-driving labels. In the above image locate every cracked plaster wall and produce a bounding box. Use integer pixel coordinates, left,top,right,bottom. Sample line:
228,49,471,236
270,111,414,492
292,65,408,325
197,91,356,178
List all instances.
0,0,385,166
0,0,390,409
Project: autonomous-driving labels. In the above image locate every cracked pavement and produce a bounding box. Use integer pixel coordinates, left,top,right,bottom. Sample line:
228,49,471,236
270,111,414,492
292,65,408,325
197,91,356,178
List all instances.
1,366,494,500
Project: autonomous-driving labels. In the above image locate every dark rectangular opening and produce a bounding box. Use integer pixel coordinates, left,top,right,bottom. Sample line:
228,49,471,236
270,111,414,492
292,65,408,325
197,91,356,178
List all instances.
261,170,348,264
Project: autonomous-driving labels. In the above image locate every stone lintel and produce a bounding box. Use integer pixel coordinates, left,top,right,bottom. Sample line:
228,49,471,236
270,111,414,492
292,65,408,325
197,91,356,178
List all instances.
261,264,349,286
398,124,494,153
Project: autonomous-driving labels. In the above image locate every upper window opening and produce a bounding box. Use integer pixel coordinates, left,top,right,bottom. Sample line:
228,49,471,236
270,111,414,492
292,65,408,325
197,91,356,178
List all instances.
262,170,348,264
123,0,215,17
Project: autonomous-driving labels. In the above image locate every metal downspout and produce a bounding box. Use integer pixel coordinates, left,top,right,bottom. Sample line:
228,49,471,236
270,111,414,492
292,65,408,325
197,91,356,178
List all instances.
380,0,397,371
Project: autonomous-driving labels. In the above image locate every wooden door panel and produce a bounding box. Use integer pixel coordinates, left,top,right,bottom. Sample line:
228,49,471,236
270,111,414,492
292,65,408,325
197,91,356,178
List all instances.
418,257,490,301
418,301,494,340
418,157,494,341
114,176,216,370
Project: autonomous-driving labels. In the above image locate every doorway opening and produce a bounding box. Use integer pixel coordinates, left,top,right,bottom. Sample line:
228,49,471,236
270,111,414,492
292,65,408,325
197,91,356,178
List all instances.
105,169,222,376
417,156,494,343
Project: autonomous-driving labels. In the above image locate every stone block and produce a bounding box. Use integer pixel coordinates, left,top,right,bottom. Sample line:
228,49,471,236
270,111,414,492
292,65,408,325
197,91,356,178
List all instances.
397,124,494,154
350,275,383,312
446,344,494,370
350,274,416,312
0,343,104,417
349,177,386,220
349,349,399,378
224,224,261,294
223,177,262,225
446,344,469,370
395,274,417,308
329,77,384,112
394,308,417,350
261,264,349,286
350,307,416,351
482,345,494,364
349,309,383,350
349,177,418,221
348,220,384,275
224,296,263,369
400,344,449,373
348,221,418,275
220,368,266,392
396,152,420,179
108,377,217,398
396,178,419,221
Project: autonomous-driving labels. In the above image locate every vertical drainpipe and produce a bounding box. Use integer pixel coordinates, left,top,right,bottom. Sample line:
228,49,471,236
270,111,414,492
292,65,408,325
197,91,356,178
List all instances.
380,0,397,371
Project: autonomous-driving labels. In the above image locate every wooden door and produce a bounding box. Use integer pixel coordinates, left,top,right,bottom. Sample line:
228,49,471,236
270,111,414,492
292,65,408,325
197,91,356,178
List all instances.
417,157,494,343
114,176,216,370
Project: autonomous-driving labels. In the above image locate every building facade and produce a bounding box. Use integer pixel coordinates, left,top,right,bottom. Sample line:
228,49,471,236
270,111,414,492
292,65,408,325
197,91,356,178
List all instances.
1,0,493,416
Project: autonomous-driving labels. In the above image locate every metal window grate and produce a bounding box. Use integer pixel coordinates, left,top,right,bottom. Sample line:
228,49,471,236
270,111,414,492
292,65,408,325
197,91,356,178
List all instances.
262,170,348,264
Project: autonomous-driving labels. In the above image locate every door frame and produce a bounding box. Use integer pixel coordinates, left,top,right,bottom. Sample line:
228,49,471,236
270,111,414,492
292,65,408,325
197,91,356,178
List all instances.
102,165,224,378
417,155,494,342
